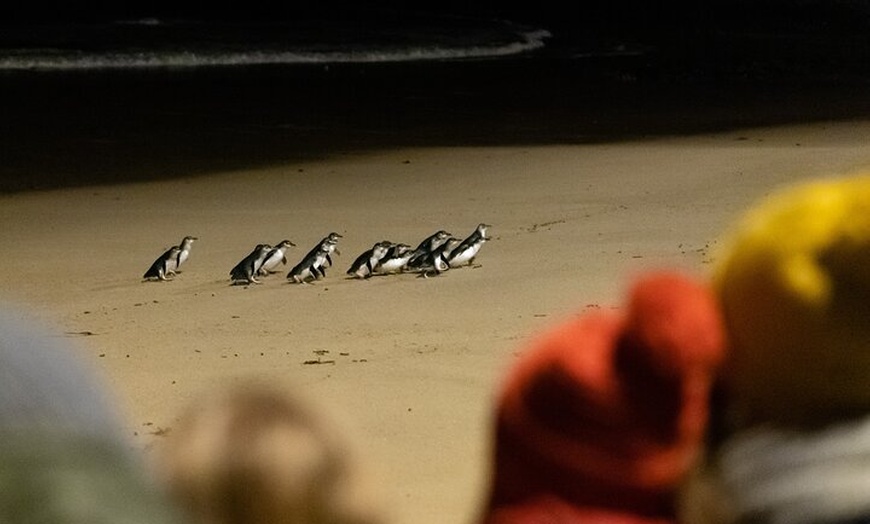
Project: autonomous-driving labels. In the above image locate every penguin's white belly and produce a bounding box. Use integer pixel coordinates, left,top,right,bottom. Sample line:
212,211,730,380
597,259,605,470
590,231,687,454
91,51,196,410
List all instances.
290,256,322,282
352,258,377,278
322,248,335,267
313,254,328,270
295,267,315,281
260,253,283,273
252,257,268,274
164,257,179,274
449,243,480,267
376,256,410,274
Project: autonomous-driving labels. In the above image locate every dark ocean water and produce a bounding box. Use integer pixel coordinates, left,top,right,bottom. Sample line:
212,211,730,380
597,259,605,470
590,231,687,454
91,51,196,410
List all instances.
3,4,870,191
3,3,870,78
0,14,556,71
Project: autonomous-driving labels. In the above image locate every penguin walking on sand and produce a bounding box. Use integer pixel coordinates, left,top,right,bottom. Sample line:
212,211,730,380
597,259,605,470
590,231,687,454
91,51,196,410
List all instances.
143,236,198,281
287,244,331,284
417,236,461,278
406,230,452,270
259,240,296,275
448,223,492,268
143,245,183,281
287,234,341,284
347,241,392,279
373,243,414,275
175,236,198,273
320,232,343,266
230,244,272,285
300,233,342,277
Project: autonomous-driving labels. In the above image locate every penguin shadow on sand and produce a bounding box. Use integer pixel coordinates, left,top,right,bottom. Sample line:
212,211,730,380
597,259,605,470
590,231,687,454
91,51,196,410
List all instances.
143,236,198,282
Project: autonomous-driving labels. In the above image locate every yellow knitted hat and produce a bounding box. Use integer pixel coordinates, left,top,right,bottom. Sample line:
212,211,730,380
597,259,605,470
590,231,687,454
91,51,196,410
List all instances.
714,174,870,428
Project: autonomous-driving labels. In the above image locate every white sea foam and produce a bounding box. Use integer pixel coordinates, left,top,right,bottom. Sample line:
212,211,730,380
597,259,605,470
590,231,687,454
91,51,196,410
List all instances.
0,24,552,71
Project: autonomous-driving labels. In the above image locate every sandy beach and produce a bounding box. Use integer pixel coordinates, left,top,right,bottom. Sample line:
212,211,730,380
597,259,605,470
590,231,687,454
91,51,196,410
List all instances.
3,116,870,523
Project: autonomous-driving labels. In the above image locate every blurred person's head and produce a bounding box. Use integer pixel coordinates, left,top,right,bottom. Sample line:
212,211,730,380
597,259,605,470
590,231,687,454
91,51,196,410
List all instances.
0,303,182,524
682,174,870,524
479,271,725,524
712,174,870,429
159,383,384,524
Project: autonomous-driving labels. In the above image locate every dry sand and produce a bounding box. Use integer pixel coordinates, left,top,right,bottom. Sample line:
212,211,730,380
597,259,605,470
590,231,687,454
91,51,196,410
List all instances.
2,121,870,523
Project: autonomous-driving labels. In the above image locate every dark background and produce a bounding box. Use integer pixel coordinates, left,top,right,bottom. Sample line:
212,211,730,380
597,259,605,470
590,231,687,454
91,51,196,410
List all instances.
2,1,870,192
5,0,870,73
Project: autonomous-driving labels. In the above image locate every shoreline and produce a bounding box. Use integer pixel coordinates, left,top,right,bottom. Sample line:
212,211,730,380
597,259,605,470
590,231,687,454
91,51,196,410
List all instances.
4,53,870,193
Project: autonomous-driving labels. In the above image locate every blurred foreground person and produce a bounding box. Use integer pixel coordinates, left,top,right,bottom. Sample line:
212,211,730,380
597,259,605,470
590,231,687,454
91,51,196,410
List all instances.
682,175,870,524
478,271,726,524
159,383,385,524
0,303,182,523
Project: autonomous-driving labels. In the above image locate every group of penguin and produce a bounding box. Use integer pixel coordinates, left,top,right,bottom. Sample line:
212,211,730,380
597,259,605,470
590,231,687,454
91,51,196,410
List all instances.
143,223,492,285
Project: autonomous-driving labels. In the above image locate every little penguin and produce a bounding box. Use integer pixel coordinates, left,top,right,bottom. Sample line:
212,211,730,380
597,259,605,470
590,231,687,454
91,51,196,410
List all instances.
448,223,492,268
175,236,198,272
316,232,343,270
300,233,342,277
259,240,296,275
143,245,182,281
347,241,392,279
287,244,331,284
143,235,197,281
373,243,414,275
407,230,452,270
418,236,461,278
230,244,272,285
